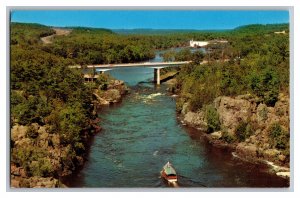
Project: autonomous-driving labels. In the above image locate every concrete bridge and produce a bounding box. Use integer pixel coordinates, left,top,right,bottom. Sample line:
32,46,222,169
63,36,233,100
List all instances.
70,61,192,84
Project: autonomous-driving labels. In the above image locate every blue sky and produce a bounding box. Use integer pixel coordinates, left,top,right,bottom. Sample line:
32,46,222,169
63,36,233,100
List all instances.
11,10,289,30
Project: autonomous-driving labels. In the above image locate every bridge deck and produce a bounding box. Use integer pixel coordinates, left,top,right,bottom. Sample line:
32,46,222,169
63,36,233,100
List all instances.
69,61,192,69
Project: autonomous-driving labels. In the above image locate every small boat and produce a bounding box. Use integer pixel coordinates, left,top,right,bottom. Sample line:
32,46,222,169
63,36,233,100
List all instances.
160,161,178,183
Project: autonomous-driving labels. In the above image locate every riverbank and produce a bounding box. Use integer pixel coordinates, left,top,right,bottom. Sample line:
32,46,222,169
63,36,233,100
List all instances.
10,79,129,188
178,93,290,180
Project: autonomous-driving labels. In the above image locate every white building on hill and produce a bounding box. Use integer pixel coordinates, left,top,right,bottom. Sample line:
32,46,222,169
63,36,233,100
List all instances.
190,40,209,48
274,30,286,34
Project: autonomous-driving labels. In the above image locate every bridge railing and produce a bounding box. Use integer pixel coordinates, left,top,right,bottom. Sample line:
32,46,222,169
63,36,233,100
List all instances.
68,61,192,69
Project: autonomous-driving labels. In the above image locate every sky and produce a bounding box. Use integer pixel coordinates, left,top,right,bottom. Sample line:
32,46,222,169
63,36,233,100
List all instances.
10,10,289,30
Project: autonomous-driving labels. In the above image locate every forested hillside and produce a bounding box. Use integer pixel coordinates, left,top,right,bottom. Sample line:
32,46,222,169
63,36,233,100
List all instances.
10,23,100,187
174,23,289,111
172,23,290,169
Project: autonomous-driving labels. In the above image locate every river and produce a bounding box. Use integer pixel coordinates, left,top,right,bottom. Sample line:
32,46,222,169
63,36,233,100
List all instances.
64,49,289,188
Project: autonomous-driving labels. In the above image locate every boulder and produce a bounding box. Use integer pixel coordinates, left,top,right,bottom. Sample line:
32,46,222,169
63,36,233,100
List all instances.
20,168,27,178
276,172,290,178
102,89,121,103
38,131,50,148
11,165,27,178
183,111,208,131
38,126,47,134
107,80,128,95
249,135,256,144
51,134,60,147
181,102,189,115
274,95,289,129
235,142,257,161
28,177,59,188
256,103,268,124
278,154,286,162
11,179,20,188
214,96,253,135
93,92,110,105
14,138,32,147
108,79,124,89
31,123,40,131
11,164,21,176
210,131,222,139
263,149,281,161
11,125,28,142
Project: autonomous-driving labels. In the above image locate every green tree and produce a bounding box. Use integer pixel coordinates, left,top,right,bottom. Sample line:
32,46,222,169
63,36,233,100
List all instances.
205,105,220,133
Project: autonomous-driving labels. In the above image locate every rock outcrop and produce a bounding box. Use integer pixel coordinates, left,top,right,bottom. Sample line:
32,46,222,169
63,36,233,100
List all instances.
93,79,129,106
10,79,128,188
10,119,100,188
11,165,61,188
180,93,290,176
183,111,208,131
214,95,256,135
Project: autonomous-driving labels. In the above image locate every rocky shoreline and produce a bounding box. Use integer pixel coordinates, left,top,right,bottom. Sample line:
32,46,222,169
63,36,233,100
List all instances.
92,79,129,107
10,79,129,188
178,93,290,179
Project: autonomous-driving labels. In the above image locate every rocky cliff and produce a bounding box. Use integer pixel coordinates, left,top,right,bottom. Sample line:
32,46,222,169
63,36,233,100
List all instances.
180,93,290,178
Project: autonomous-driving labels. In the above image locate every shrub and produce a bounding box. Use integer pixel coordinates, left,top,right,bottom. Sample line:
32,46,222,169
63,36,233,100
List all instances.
96,73,110,90
175,98,185,113
26,125,39,139
222,131,235,143
248,67,280,106
11,147,32,168
258,105,268,121
205,105,220,133
189,94,203,112
189,84,217,112
235,121,253,142
29,158,54,177
270,122,282,139
269,122,289,150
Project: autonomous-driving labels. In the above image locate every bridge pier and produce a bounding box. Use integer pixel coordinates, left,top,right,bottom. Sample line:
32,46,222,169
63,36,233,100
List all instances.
154,68,161,85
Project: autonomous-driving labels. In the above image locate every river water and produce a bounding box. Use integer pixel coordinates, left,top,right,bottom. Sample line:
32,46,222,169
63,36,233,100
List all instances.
65,49,289,188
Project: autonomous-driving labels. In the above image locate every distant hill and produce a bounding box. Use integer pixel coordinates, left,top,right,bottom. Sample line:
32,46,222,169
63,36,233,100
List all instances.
233,23,289,34
112,24,289,35
66,26,114,34
10,22,56,45
112,28,230,35
11,22,114,35
10,22,289,36
113,24,289,35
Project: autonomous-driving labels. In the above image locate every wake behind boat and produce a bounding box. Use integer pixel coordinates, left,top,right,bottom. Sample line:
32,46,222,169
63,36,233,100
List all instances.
160,161,178,183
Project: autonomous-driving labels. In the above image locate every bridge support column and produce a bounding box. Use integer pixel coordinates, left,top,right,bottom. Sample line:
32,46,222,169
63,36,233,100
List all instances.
154,68,161,85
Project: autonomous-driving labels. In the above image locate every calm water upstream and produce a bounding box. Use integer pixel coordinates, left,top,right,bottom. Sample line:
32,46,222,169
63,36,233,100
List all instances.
65,49,289,188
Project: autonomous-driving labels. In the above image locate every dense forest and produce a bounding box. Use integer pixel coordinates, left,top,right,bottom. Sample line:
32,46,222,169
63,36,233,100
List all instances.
10,22,289,186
